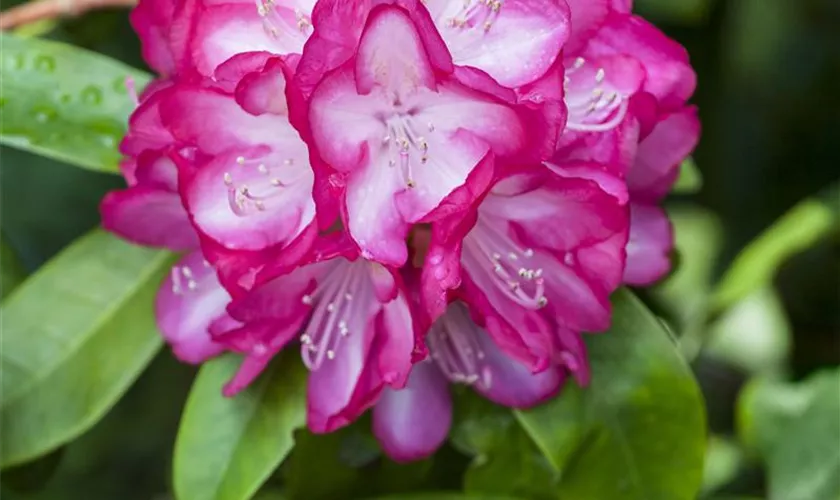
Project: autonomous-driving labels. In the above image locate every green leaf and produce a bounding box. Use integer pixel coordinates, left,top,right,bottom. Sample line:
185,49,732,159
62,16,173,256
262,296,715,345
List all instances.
635,0,713,24
0,33,151,173
0,448,64,493
738,370,840,500
713,197,837,310
456,289,707,500
0,229,171,467
282,429,367,500
174,351,307,500
1,146,124,266
0,236,27,300
369,495,522,500
702,436,744,495
283,418,447,500
768,372,840,500
672,157,703,194
705,287,791,375
648,205,722,359
452,391,561,500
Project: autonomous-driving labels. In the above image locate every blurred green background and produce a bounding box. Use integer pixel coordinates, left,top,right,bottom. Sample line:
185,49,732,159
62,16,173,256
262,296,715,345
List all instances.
1,0,838,498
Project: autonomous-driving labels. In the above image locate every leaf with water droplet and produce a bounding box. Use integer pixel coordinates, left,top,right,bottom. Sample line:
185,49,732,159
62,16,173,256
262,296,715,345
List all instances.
0,33,151,174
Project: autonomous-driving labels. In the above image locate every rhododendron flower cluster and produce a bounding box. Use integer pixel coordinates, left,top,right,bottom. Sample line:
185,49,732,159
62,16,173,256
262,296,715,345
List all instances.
101,0,698,461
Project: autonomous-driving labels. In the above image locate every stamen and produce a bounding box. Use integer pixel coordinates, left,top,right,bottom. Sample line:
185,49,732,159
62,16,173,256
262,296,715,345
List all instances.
170,265,199,295
464,220,549,309
564,57,630,132
385,114,429,188
427,304,491,387
254,0,312,39
446,0,503,33
222,155,307,216
300,261,364,370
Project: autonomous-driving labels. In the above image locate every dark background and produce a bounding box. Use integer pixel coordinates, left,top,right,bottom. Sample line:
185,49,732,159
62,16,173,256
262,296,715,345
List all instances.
1,0,838,497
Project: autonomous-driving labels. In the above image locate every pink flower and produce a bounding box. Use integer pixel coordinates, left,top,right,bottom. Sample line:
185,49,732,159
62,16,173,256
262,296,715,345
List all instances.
101,82,230,365
425,164,629,371
131,0,318,78
186,0,318,76
558,0,695,164
105,0,701,448
553,0,699,284
422,0,571,89
372,302,564,462
130,0,190,77
298,1,565,267
215,237,418,433
623,104,700,284
156,251,231,363
161,54,318,292
101,83,197,251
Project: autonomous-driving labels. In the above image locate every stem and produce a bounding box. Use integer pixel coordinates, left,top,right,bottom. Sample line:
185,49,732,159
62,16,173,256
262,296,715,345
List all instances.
0,0,137,30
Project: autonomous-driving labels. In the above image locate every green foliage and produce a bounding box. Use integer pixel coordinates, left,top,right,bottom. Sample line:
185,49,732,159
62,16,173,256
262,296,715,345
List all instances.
672,158,703,194
0,236,27,299
370,495,521,500
713,197,837,310
737,370,840,500
0,229,172,467
174,352,307,500
702,437,744,495
454,289,707,500
636,0,714,24
649,205,722,359
282,429,372,500
705,287,791,375
0,33,150,173
0,147,124,267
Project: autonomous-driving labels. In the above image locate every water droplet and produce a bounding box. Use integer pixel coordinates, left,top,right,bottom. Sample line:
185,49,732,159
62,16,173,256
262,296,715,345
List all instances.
80,86,103,105
33,55,55,73
112,77,129,94
100,134,117,148
30,106,57,123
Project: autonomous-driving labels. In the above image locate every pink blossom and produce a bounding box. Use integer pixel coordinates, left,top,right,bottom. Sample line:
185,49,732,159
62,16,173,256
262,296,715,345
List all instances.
554,0,699,284
101,82,230,364
131,0,318,78
159,54,318,292
298,1,565,267
215,236,418,433
425,164,629,371
186,0,318,76
103,0,701,446
623,104,700,284
156,251,231,363
373,302,564,462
